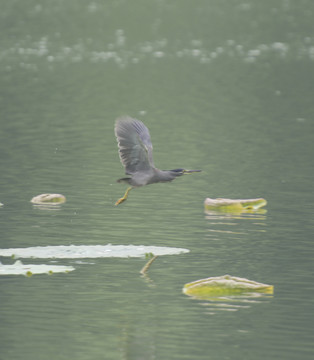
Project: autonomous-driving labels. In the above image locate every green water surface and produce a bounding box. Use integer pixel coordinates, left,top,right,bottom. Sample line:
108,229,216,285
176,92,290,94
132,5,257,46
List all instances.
1,1,314,359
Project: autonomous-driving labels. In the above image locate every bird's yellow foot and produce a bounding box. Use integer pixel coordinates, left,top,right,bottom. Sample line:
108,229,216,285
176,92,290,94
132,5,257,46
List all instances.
115,186,132,206
115,197,127,206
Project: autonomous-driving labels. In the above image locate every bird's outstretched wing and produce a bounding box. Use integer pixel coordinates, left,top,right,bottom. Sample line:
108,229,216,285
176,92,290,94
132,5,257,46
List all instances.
115,116,154,174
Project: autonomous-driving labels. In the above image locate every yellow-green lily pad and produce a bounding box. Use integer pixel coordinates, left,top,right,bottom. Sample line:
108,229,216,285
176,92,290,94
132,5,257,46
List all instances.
204,197,267,213
31,193,66,205
183,275,273,299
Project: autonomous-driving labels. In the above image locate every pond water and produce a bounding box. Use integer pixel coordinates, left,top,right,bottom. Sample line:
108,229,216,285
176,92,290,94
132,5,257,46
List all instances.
1,1,314,359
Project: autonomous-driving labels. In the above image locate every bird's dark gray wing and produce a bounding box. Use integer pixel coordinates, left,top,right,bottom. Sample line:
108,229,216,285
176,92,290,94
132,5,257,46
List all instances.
115,116,154,174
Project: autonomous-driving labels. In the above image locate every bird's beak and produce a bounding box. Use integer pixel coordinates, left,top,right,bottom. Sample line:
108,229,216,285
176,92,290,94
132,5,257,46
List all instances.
183,169,202,174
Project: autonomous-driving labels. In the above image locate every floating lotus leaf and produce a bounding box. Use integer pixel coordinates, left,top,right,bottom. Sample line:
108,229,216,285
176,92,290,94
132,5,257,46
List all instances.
204,197,267,213
31,193,66,204
0,260,74,276
0,245,189,259
183,275,273,299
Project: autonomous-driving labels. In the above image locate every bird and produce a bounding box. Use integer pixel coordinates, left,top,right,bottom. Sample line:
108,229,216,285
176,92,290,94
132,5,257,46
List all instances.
114,116,201,205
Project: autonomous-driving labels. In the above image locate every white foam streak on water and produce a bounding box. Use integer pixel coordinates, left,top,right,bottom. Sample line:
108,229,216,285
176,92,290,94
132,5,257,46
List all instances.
0,245,189,259
0,260,75,275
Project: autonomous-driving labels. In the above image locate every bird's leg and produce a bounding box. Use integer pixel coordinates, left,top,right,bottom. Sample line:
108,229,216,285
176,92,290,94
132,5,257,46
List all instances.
115,186,133,206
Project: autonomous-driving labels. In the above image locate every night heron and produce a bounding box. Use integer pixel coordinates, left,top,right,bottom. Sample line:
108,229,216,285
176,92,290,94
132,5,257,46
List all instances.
114,116,201,205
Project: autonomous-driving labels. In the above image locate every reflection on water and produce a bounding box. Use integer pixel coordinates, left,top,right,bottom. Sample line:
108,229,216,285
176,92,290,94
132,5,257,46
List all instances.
205,210,267,237
2,30,314,71
205,210,267,217
189,292,273,315
32,204,64,211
